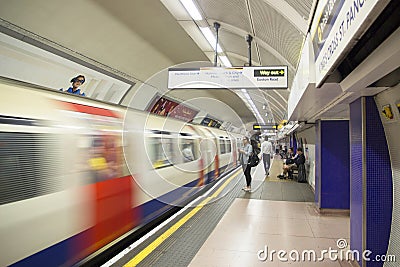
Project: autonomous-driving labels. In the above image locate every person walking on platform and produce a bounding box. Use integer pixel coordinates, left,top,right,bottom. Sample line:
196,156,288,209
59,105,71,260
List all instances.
238,136,253,192
260,136,273,176
61,75,86,96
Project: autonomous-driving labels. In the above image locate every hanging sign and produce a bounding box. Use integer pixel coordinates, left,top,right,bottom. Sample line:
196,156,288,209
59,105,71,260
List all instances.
168,66,288,89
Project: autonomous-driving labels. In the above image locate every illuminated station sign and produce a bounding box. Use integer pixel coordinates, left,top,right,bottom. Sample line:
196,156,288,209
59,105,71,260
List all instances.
311,0,382,86
168,66,288,89
253,123,277,130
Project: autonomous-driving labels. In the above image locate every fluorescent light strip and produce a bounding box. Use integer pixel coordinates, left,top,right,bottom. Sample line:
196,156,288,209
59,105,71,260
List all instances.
179,0,202,20
219,56,232,67
241,89,265,124
200,27,222,53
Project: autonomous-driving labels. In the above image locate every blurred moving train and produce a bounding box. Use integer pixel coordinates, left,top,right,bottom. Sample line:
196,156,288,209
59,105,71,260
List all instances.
0,79,243,266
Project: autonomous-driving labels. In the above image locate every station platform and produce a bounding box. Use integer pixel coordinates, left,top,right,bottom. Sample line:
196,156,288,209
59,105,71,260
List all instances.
104,156,352,267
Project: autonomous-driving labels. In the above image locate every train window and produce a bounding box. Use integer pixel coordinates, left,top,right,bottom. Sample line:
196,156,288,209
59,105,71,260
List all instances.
237,138,243,148
219,139,226,154
179,139,197,162
87,134,123,182
162,137,175,165
0,132,61,205
226,140,231,153
146,136,174,168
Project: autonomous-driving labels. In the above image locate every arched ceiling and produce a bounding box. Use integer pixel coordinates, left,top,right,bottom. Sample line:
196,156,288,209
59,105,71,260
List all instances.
162,0,315,125
0,0,316,128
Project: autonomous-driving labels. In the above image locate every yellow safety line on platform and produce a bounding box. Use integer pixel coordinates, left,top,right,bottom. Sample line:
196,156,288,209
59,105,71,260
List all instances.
124,169,242,266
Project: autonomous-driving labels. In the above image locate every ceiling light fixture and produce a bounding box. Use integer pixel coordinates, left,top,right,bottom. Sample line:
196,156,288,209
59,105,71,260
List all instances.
219,56,232,67
200,27,223,53
241,89,265,124
179,0,203,20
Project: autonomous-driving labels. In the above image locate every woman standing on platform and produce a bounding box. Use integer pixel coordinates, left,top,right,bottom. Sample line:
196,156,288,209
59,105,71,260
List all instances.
238,136,253,192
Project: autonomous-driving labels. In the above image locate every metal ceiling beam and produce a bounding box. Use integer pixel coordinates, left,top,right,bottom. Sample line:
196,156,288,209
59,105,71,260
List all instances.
260,0,308,34
262,92,286,110
272,90,288,104
225,52,261,66
268,102,286,117
212,22,296,71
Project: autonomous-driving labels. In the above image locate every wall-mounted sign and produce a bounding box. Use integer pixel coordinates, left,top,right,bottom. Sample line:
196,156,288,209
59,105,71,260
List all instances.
168,66,288,89
311,0,382,86
148,96,198,122
382,104,394,120
201,116,222,128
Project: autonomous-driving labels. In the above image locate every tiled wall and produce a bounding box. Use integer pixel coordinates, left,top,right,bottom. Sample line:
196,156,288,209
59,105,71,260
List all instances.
315,120,350,209
350,98,363,267
350,96,394,267
365,97,393,266
315,122,320,205
320,120,350,209
374,85,399,267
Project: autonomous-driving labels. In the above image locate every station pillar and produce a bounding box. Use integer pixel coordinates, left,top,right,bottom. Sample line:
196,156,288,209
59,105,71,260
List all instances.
349,97,393,267
315,120,350,210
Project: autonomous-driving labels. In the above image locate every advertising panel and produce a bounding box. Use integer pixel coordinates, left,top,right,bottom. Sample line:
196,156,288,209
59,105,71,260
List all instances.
148,96,198,122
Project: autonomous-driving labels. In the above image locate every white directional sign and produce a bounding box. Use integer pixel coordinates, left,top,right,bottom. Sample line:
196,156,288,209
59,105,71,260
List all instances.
168,66,288,89
311,0,382,86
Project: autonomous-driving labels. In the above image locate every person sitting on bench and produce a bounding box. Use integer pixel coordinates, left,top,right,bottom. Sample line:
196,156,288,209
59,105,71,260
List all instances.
277,147,305,179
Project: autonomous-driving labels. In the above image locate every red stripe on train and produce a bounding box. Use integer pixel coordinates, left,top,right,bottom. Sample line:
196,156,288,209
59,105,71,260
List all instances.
58,101,120,118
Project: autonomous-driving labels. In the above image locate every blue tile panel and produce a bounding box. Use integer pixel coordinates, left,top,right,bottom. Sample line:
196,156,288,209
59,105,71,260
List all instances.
349,97,393,267
315,121,320,205
350,98,363,267
314,120,350,209
320,120,350,209
364,97,393,266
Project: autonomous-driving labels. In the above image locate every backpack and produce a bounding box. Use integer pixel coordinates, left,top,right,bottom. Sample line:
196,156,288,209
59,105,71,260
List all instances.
248,152,260,167
250,139,261,155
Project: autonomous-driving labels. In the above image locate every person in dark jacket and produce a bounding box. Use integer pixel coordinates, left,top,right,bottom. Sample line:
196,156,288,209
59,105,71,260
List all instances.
296,147,307,183
277,147,305,179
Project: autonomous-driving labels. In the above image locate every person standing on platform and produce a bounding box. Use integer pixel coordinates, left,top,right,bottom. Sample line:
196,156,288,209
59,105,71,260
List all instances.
275,142,280,155
238,136,253,192
61,75,86,96
260,136,274,176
